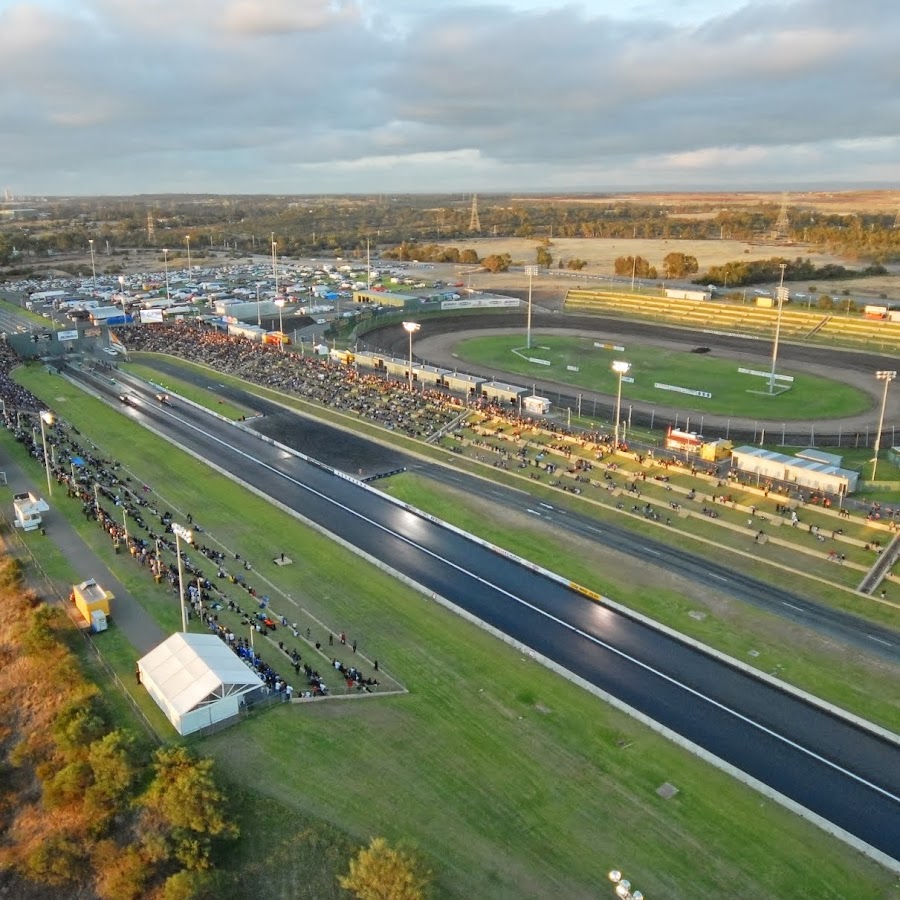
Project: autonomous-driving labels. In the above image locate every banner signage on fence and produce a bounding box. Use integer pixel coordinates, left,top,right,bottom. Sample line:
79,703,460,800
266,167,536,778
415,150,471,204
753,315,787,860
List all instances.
737,367,794,383
56,329,78,342
566,365,579,372
594,342,626,352
528,357,551,366
440,298,520,310
140,309,164,324
654,382,712,399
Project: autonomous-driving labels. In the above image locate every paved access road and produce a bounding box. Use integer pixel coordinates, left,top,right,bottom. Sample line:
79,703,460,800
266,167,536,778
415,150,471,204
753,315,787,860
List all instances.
67,365,900,863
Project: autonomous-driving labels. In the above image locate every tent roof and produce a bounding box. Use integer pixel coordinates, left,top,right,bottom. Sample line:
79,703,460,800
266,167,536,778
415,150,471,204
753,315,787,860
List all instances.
138,632,263,717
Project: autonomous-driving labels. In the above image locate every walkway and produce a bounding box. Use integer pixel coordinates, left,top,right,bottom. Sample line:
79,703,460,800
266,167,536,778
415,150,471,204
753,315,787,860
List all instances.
1,451,164,655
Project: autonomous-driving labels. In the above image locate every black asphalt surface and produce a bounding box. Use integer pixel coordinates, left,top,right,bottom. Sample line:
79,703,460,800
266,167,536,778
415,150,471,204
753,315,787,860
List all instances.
420,466,900,664
112,356,900,661
363,313,900,445
66,364,900,861
134,357,408,476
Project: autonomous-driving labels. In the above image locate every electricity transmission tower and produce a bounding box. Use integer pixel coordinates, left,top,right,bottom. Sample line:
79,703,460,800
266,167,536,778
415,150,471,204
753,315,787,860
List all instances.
773,193,790,239
469,194,481,233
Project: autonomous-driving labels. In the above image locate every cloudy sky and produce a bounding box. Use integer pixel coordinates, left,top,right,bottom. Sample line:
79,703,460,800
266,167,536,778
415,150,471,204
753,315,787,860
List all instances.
1,0,898,195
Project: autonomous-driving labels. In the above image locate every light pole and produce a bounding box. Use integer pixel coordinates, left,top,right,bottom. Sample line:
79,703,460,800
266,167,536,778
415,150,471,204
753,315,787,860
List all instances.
118,275,126,314
608,869,643,900
162,248,170,304
612,360,630,451
39,411,54,497
185,234,192,278
271,237,278,298
173,523,194,633
256,283,262,326
403,321,420,391
274,297,285,351
769,262,787,394
88,239,96,292
524,265,539,350
872,370,896,482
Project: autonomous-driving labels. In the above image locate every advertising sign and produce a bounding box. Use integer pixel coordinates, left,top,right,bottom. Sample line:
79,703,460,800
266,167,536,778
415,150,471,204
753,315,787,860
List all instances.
654,382,712,399
140,309,164,324
56,329,79,342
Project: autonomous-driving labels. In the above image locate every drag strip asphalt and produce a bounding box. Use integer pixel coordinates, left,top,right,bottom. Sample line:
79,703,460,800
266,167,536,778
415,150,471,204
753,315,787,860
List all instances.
68,366,900,862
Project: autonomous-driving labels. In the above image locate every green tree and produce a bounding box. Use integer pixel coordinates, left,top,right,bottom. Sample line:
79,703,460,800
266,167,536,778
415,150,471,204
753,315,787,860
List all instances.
459,249,479,264
140,747,237,870
535,246,553,268
25,832,88,887
93,841,151,900
662,252,699,278
566,258,587,270
84,729,139,820
480,253,511,273
339,837,431,900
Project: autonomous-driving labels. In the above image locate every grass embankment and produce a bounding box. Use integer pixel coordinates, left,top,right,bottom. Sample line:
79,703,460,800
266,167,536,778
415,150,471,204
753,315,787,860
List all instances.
9,364,900,898
454,333,871,419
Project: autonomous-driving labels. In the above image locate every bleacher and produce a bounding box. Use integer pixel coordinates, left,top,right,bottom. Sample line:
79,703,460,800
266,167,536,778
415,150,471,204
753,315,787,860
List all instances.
564,289,900,352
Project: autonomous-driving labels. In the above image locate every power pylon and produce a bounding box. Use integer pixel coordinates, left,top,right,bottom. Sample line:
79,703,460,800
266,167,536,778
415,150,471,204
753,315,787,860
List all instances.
469,194,481,233
773,193,790,239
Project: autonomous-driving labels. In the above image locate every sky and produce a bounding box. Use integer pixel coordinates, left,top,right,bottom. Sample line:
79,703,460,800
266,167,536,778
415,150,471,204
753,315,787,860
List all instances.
1,0,898,196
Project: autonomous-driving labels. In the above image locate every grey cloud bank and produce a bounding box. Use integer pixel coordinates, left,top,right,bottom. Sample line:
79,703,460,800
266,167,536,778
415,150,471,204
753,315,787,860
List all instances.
1,0,898,195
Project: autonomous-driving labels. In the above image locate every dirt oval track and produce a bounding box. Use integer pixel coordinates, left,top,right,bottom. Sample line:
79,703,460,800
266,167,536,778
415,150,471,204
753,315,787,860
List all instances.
360,312,900,447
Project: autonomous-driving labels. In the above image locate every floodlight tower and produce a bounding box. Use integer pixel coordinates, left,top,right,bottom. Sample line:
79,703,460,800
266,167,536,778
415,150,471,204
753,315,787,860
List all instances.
612,360,631,451
88,239,96,292
524,265,539,349
768,263,787,394
403,321,420,391
873,370,897,482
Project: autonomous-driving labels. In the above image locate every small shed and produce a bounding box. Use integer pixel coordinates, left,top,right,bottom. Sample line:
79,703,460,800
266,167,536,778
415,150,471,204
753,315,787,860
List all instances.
13,492,49,531
442,371,485,397
523,395,551,415
482,380,528,406
137,632,265,736
71,578,113,627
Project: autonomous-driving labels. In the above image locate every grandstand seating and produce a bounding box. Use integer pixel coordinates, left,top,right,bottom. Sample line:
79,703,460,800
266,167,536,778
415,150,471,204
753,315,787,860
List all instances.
564,289,900,353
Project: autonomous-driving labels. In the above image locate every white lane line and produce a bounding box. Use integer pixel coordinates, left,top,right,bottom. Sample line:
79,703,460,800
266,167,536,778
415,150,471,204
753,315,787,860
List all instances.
782,602,803,612
539,503,554,510
868,635,893,647
136,400,900,807
526,509,542,517
708,572,728,582
643,547,661,556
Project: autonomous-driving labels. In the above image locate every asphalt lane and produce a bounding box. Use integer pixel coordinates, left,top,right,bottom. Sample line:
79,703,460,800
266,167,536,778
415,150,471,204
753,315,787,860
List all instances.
420,466,900,663
67,365,900,861
114,357,900,663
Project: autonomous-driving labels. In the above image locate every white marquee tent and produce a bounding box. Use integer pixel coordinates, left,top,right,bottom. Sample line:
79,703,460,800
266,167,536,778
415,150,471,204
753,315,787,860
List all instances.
138,632,264,736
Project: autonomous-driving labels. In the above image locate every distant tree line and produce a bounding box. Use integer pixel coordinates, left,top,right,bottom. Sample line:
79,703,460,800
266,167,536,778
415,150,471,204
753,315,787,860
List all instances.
4,194,900,273
699,256,887,288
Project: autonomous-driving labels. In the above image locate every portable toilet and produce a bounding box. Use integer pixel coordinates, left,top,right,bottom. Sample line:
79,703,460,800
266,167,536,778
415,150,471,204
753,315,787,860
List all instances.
71,579,113,628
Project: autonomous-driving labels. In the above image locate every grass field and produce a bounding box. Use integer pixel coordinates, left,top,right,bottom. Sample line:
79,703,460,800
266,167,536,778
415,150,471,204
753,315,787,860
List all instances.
10,365,899,898
454,333,871,419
